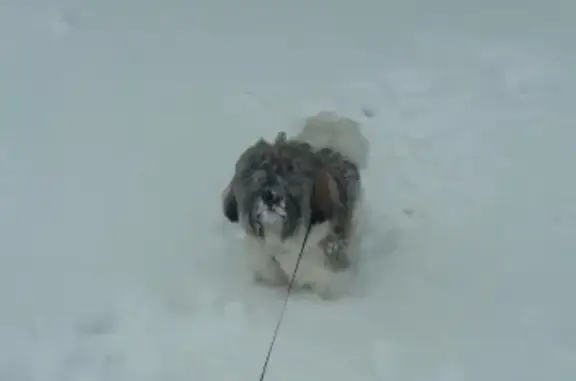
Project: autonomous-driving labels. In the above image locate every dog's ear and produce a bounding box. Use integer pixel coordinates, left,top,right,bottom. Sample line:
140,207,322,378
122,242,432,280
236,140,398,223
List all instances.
221,182,239,223
274,131,288,144
310,169,337,225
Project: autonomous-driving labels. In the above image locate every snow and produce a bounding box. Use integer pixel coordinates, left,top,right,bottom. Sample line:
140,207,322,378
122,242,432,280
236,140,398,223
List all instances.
1,0,575,380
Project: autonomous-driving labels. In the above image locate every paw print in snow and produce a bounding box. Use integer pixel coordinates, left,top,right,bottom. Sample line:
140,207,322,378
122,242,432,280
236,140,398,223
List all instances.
45,11,75,38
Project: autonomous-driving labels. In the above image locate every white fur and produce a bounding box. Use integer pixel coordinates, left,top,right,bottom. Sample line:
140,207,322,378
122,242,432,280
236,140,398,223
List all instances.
297,111,370,169
238,112,370,299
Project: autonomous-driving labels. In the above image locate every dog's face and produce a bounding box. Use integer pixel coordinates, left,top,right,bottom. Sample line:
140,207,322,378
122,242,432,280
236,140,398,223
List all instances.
227,134,319,240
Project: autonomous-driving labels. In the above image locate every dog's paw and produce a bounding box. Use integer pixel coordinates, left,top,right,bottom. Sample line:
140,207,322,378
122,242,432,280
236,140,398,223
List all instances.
319,233,351,271
311,277,349,300
314,285,338,300
253,261,287,287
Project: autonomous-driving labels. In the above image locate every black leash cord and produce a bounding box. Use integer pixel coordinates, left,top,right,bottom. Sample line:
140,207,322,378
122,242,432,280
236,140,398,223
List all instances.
258,222,313,381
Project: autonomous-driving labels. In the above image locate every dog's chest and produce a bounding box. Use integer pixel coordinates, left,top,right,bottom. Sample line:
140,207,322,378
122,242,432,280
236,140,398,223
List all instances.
264,222,335,288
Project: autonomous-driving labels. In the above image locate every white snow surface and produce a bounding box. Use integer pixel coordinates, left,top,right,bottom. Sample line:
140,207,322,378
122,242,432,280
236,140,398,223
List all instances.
1,0,576,380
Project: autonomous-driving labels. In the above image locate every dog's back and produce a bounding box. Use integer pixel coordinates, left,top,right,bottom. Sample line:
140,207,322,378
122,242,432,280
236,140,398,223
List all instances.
295,111,370,170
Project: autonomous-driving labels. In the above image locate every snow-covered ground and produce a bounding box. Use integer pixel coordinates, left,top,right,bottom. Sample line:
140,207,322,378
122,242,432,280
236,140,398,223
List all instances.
1,0,575,379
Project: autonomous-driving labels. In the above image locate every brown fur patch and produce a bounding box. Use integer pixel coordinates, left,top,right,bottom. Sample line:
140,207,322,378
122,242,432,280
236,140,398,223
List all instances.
311,168,334,223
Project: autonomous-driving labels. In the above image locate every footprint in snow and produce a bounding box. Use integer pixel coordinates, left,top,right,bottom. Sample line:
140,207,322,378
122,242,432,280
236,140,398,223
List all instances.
76,314,116,336
44,11,75,39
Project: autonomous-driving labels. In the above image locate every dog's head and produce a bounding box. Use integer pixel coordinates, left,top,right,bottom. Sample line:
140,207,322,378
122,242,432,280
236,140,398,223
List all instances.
223,132,333,240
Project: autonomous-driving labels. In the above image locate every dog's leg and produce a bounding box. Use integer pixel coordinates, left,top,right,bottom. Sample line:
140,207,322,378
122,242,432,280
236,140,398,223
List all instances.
319,228,351,271
253,258,287,287
312,169,354,271
242,235,287,287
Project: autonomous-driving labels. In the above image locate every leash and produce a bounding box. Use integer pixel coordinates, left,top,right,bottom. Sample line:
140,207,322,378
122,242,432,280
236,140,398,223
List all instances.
258,221,313,381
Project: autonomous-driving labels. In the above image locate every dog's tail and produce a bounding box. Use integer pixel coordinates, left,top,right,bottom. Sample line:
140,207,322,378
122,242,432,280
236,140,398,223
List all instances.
295,111,370,169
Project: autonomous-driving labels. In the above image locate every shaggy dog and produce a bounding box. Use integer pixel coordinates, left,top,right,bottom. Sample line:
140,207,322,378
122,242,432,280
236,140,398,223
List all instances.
221,111,370,299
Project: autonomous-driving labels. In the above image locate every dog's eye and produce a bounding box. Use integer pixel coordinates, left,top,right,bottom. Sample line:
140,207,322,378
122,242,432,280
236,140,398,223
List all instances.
248,169,266,183
285,162,294,173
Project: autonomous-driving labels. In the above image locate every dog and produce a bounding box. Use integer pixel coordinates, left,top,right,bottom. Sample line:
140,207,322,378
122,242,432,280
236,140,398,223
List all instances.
221,111,370,299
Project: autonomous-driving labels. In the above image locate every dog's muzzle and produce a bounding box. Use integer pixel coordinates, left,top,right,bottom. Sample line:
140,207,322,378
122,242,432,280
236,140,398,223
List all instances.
251,184,300,239
256,186,288,222
261,187,282,208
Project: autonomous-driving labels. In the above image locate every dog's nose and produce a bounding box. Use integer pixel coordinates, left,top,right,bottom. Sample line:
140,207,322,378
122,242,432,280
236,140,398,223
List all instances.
261,188,278,206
